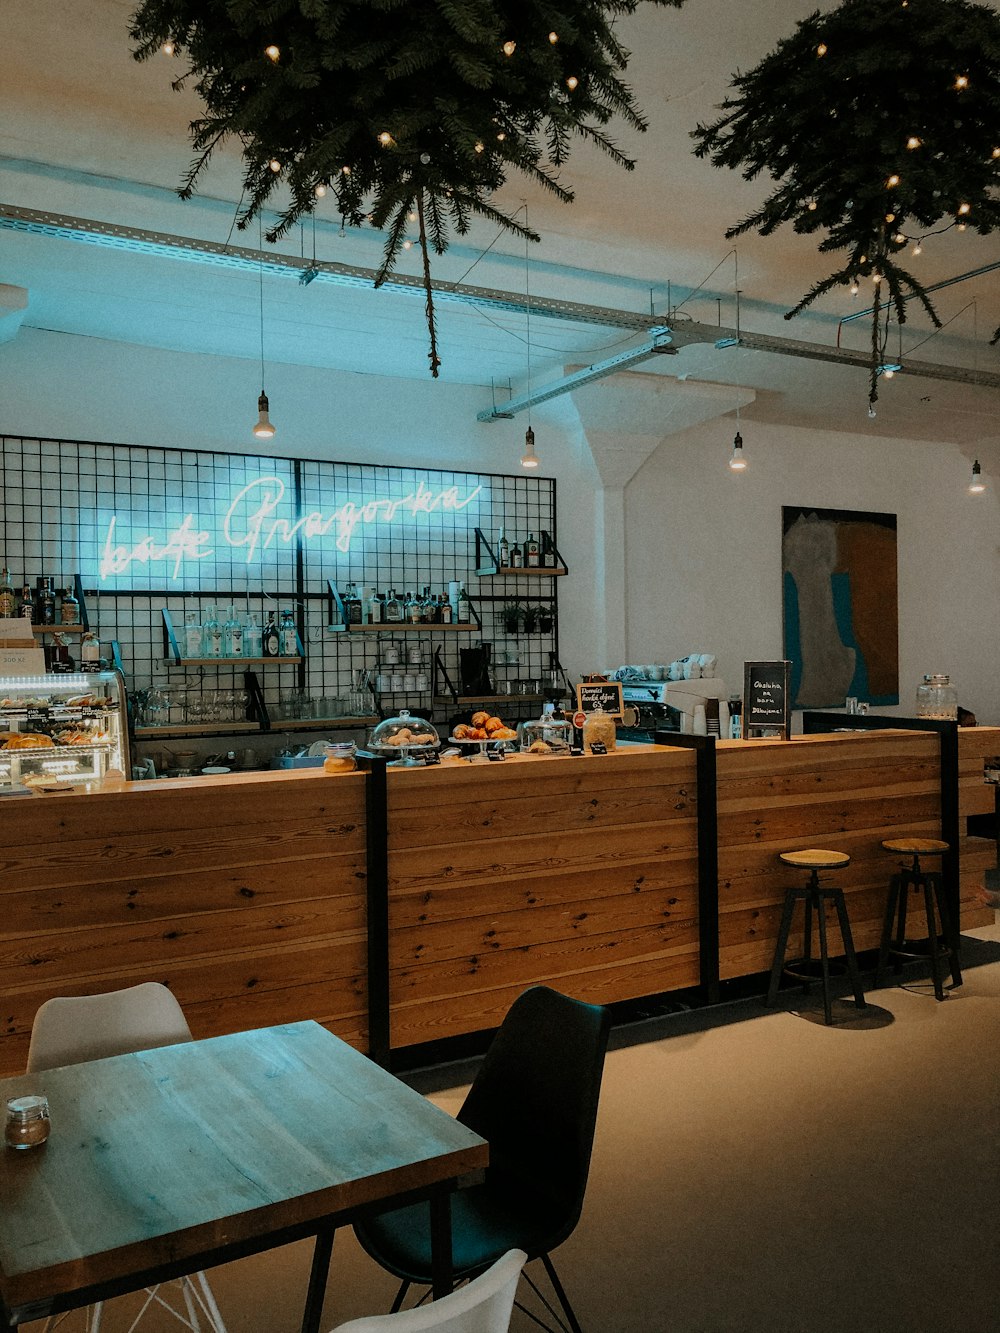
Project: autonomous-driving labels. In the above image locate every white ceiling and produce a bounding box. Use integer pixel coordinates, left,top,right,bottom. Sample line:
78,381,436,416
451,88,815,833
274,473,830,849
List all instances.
3,0,1000,448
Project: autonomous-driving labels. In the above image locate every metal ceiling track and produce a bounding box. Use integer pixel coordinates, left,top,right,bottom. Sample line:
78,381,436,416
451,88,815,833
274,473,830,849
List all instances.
3,203,998,404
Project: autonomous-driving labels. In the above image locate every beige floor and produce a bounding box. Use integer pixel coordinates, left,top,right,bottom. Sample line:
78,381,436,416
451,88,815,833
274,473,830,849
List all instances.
30,924,1000,1333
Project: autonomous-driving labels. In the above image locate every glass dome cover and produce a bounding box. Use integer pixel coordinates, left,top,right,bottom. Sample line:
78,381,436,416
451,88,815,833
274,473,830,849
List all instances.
369,709,440,753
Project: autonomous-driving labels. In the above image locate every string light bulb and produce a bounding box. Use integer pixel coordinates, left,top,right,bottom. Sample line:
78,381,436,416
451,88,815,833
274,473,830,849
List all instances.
807,200,817,211
265,45,280,62
887,174,900,187
549,31,559,43
521,425,539,469
502,40,516,56
906,136,921,149
912,241,922,255
817,43,828,56
402,239,412,250
378,132,393,146
969,459,985,493
566,76,579,90
269,159,282,173
955,74,969,89
161,40,175,56
729,430,746,471
314,183,326,197
958,202,971,215
850,279,860,295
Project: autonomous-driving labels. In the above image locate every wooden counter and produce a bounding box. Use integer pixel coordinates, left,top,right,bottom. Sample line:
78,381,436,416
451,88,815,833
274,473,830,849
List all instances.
0,728,996,1076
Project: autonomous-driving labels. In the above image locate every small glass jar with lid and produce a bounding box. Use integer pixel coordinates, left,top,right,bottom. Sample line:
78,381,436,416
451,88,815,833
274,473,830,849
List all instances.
369,710,440,766
5,1094,51,1150
583,707,618,753
915,673,958,721
322,741,357,774
520,703,571,755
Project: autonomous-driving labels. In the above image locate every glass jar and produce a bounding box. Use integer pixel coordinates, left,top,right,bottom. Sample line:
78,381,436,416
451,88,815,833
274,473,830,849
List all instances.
5,1094,50,1150
916,673,958,721
583,707,618,753
323,741,357,774
520,704,571,755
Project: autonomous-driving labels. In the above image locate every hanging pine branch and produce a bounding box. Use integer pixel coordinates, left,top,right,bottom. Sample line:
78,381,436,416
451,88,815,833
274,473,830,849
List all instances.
130,0,686,376
691,0,1000,408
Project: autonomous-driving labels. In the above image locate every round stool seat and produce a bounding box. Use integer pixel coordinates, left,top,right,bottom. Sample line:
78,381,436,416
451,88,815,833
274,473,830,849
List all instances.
778,849,851,870
881,837,949,856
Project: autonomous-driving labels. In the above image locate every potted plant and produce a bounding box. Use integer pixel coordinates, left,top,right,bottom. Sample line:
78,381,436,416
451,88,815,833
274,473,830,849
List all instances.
521,605,540,634
499,602,524,635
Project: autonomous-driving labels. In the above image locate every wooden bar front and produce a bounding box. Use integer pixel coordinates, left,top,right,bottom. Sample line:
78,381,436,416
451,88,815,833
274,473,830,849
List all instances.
0,729,996,1076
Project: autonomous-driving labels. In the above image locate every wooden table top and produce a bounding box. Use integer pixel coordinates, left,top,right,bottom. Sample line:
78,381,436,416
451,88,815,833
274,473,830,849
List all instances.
0,1021,487,1315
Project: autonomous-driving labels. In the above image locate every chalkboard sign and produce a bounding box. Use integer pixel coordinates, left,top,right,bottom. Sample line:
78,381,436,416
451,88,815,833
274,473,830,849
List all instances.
575,681,624,719
743,661,791,738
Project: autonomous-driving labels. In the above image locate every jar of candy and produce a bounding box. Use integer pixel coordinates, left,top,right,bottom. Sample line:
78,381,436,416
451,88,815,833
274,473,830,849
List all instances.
915,674,958,721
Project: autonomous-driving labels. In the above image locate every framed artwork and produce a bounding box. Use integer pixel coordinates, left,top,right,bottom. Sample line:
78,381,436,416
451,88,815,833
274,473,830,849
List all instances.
782,506,899,709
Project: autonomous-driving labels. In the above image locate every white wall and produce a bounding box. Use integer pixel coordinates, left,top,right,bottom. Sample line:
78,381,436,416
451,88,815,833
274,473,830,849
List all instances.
2,326,997,723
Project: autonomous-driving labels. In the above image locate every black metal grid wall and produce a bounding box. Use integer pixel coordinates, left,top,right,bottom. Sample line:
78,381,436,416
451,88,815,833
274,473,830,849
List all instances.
0,436,560,723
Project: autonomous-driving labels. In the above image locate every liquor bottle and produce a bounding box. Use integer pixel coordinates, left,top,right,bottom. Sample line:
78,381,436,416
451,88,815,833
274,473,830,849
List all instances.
345,583,363,626
202,606,223,658
279,609,298,656
183,609,203,657
497,528,510,568
60,584,80,625
385,588,403,623
0,568,15,617
542,533,556,568
421,586,436,624
510,543,523,570
369,591,385,624
17,584,34,621
526,534,540,568
225,605,244,657
406,591,421,624
439,593,453,625
456,581,470,624
37,576,56,625
244,612,262,658
262,613,280,657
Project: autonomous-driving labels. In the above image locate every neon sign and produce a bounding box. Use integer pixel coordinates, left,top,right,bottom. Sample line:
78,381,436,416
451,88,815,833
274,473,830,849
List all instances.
99,475,483,580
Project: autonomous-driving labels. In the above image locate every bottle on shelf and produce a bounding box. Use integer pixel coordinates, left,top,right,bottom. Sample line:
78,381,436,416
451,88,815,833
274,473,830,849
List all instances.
262,612,280,657
202,605,223,658
0,568,15,617
526,534,540,568
345,583,363,626
36,576,56,625
279,609,298,656
369,590,384,624
59,584,80,625
80,631,101,668
498,527,510,568
439,593,453,625
456,581,470,624
510,542,523,570
184,609,203,657
244,612,263,658
406,591,422,624
542,533,556,568
225,605,244,657
17,584,34,621
421,586,437,624
384,588,403,623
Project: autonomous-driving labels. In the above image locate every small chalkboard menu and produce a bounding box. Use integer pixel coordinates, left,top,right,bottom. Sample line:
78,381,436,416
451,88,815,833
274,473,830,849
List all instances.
575,681,624,719
743,661,791,739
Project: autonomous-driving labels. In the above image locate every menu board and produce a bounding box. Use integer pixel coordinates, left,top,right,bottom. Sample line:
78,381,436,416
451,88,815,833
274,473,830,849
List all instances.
743,661,791,738
575,681,624,719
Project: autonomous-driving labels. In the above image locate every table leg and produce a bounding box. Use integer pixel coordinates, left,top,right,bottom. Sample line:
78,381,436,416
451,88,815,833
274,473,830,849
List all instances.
429,1188,454,1300
300,1225,335,1333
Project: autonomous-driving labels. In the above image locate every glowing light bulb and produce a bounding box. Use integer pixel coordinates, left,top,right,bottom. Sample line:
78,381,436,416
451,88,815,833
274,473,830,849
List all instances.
883,368,895,378
265,45,280,62
566,76,579,90
407,210,417,222
253,392,276,440
885,212,895,223
807,200,817,211
496,131,506,141
378,132,393,146
402,240,412,250
502,40,516,56
549,31,559,43
872,272,882,285
314,183,326,198
993,148,1000,159
342,165,351,175
474,141,485,154
958,202,970,215
906,136,921,149
161,41,175,56
817,43,828,56
955,74,969,89
912,242,922,255
958,222,967,231
729,431,746,471
969,460,985,494
886,174,900,187
269,159,281,173
893,233,906,244
521,426,539,470
850,280,859,295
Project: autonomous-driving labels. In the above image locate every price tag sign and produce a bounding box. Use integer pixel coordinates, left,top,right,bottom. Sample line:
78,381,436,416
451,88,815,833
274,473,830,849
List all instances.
574,682,624,719
572,710,587,729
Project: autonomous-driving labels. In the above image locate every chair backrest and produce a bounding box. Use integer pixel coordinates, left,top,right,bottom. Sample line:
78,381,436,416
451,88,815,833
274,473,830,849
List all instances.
27,982,193,1072
328,1249,526,1332
457,985,611,1251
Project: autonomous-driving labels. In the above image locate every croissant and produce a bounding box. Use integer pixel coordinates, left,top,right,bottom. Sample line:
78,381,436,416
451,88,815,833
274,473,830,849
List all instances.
470,710,490,727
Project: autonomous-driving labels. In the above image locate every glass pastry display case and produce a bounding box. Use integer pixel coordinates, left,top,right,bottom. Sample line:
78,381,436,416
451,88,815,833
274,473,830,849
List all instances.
0,671,130,792
368,709,440,767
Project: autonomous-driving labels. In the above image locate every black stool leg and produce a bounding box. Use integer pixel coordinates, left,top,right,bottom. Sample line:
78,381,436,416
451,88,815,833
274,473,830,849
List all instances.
766,889,798,1007
921,876,946,1001
892,871,911,960
876,874,901,989
831,889,866,1010
801,889,814,991
815,888,833,1025
930,872,963,989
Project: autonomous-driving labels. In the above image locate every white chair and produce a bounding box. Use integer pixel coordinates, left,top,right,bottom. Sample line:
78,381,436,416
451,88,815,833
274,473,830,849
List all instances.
329,1250,526,1333
27,983,227,1333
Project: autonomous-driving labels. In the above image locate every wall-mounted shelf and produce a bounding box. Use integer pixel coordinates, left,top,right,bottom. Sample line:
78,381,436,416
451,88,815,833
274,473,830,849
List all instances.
31,624,87,636
167,656,303,667
437,693,545,706
328,623,478,635
474,528,568,577
134,715,378,740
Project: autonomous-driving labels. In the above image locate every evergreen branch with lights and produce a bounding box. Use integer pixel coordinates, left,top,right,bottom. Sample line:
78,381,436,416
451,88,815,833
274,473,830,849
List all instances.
130,0,686,376
691,0,1000,410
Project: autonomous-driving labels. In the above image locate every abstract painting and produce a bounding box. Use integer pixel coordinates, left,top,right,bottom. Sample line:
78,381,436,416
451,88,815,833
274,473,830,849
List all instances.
782,506,899,709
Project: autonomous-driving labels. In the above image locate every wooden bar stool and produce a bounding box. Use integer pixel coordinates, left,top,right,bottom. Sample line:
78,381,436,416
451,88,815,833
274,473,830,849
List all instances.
877,838,962,1001
766,850,866,1025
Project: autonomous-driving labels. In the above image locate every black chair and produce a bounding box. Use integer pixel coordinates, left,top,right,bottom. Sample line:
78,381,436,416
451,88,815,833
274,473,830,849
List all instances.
354,986,611,1333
